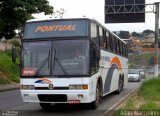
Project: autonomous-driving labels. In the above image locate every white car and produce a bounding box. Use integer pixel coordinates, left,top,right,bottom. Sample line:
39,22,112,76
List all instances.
128,69,141,82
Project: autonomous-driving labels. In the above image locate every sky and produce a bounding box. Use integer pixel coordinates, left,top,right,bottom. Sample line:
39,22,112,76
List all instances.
35,0,160,33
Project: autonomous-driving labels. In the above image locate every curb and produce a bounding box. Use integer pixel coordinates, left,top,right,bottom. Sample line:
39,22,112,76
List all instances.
102,87,139,116
0,83,20,92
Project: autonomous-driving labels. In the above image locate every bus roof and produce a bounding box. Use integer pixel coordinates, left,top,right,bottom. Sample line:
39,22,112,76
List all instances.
26,17,126,44
26,17,90,23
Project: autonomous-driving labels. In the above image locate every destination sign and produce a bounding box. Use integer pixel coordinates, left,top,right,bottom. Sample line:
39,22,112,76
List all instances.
35,24,76,32
24,19,89,39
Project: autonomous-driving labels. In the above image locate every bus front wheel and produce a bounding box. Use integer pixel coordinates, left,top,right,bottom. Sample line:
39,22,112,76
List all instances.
90,83,101,109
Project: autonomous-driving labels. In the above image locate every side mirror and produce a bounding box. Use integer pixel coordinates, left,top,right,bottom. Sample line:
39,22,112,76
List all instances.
12,45,16,63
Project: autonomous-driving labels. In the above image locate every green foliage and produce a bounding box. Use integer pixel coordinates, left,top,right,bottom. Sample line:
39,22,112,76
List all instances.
114,77,160,115
0,51,20,83
138,77,160,101
0,77,11,85
142,29,154,36
131,29,155,38
0,0,54,39
123,99,135,110
148,56,154,66
113,98,136,116
128,63,137,68
9,39,21,47
139,102,160,110
128,53,155,66
132,31,143,38
118,31,130,39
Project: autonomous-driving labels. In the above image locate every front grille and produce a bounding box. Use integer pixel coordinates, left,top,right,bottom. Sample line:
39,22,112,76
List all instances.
35,87,69,90
38,94,67,102
129,76,134,78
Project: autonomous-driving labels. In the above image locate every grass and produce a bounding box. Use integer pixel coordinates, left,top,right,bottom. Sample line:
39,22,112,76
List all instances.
139,102,160,110
123,99,135,110
113,77,160,116
138,78,160,101
0,50,20,84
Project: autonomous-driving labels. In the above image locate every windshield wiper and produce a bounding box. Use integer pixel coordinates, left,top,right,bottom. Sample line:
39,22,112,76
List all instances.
53,49,69,75
35,50,50,76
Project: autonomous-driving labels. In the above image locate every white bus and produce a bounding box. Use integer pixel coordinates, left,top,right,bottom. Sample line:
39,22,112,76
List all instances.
20,18,128,109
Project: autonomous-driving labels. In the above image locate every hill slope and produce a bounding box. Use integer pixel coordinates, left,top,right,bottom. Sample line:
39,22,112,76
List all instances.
0,51,19,84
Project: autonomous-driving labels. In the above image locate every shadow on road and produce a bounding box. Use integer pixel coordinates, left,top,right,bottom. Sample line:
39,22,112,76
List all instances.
12,103,105,116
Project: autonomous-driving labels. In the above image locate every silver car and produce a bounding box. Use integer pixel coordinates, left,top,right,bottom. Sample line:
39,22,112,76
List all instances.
128,69,141,82
148,68,154,74
139,69,145,79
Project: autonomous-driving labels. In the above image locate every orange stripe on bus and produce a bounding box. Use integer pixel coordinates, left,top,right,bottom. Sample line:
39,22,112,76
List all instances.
110,56,122,71
38,78,52,83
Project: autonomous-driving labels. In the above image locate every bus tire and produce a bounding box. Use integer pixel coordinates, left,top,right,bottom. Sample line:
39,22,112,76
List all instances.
39,103,52,110
90,83,101,109
116,76,124,94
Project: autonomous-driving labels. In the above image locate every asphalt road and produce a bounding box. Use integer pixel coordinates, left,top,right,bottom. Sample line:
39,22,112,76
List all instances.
0,74,153,116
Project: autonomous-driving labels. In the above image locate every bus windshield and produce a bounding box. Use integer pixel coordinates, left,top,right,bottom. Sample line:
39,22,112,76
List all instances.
22,40,89,77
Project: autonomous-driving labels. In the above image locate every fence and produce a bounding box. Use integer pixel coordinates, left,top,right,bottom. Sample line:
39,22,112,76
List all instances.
0,42,12,51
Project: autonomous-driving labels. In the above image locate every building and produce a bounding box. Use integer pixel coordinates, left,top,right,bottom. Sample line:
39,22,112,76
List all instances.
142,33,155,46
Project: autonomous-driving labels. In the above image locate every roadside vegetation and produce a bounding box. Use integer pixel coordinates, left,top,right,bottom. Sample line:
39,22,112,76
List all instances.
0,39,20,85
0,50,20,84
129,53,155,68
114,77,160,116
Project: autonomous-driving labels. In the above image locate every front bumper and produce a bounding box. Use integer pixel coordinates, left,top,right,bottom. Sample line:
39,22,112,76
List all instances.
128,77,140,82
21,90,94,104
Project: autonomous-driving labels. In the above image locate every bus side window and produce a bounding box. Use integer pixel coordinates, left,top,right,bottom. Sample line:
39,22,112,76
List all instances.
99,26,104,48
91,22,97,43
125,45,128,58
119,42,122,55
102,30,106,48
106,31,109,50
125,44,128,57
113,37,116,52
126,45,128,57
110,36,114,52
117,40,121,55
122,43,125,56
114,38,118,53
108,34,110,51
125,44,127,57
90,44,99,75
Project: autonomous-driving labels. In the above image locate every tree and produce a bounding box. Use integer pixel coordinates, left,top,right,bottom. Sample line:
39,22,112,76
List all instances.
118,31,130,39
132,32,142,38
142,29,154,36
148,56,154,66
0,0,54,39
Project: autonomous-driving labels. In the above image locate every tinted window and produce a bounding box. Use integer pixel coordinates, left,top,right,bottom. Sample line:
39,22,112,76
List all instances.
22,41,52,75
91,22,97,38
52,40,89,76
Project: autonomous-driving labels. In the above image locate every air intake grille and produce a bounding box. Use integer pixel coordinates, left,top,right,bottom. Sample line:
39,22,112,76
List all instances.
38,94,67,102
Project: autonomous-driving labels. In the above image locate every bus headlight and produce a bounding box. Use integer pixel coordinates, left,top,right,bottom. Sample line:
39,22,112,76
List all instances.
69,85,88,90
21,85,34,90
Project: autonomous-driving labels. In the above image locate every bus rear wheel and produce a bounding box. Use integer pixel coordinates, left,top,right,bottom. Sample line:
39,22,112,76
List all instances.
116,77,124,94
90,84,101,109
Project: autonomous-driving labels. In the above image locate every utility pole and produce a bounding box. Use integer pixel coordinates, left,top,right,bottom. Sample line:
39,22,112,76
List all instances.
154,2,159,77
